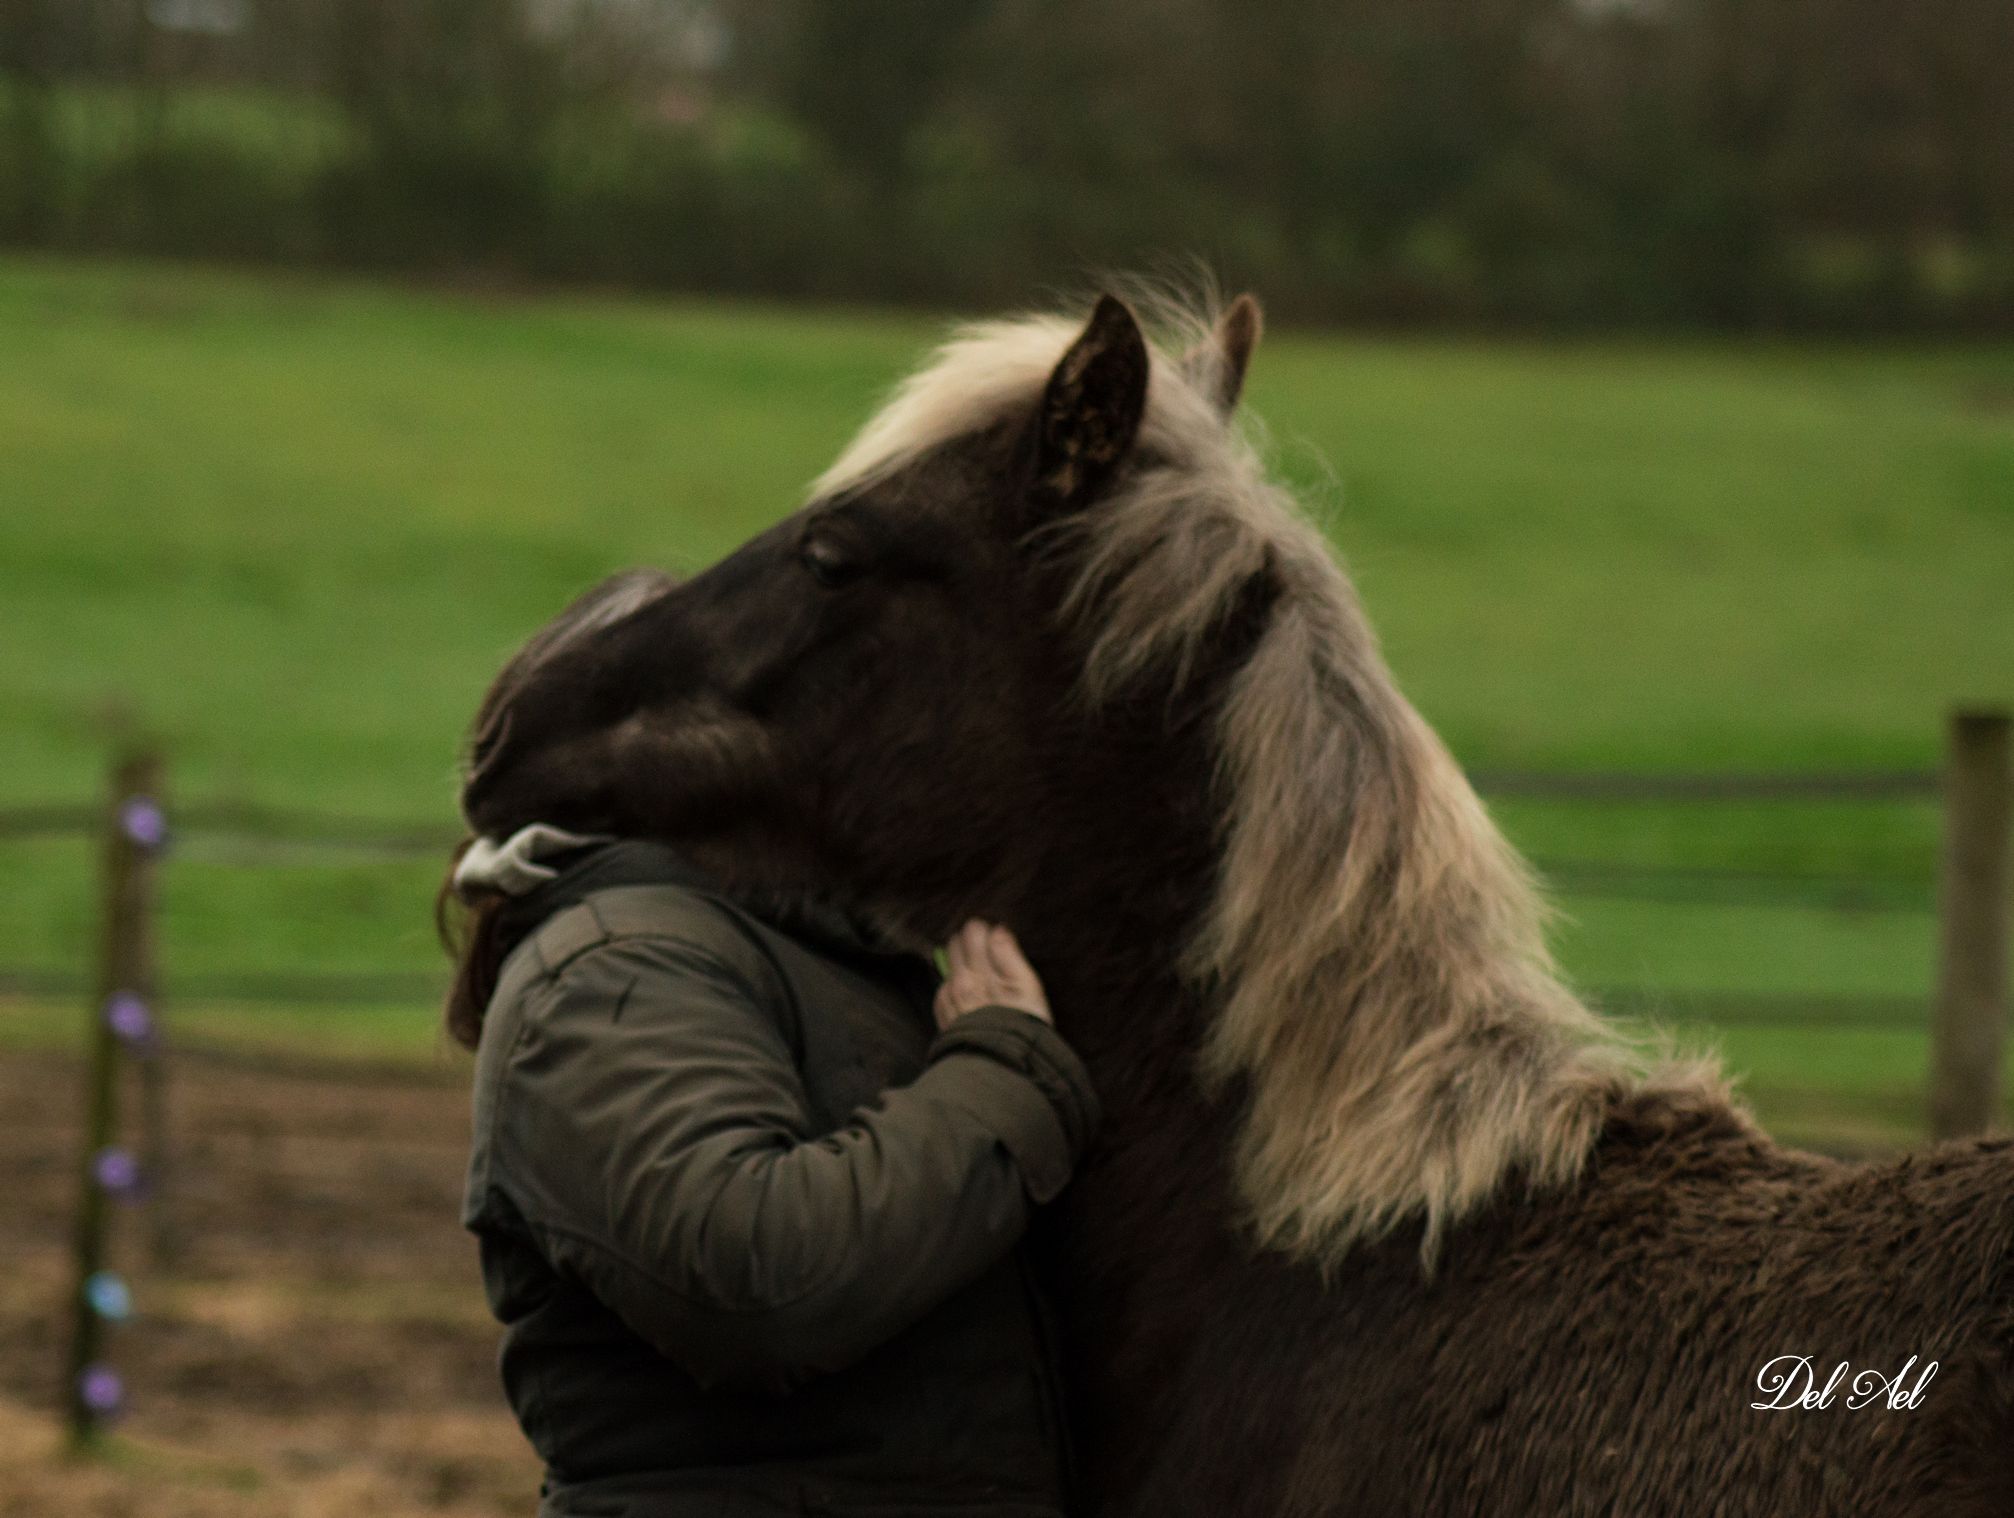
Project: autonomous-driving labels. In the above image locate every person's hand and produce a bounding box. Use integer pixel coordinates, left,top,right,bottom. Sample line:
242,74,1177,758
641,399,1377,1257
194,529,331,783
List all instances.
934,920,1052,1030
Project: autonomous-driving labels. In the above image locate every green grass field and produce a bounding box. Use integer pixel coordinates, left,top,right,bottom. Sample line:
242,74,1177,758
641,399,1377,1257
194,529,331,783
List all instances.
2,255,2010,1142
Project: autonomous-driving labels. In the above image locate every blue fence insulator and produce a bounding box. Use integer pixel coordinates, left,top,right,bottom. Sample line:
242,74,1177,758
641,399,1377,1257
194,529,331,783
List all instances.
84,1271,133,1322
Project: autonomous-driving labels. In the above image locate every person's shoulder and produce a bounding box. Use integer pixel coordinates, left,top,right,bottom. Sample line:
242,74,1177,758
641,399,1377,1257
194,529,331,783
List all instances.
508,882,787,1006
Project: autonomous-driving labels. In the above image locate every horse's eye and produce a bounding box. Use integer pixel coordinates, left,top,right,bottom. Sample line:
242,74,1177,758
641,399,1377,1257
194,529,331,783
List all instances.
801,536,861,589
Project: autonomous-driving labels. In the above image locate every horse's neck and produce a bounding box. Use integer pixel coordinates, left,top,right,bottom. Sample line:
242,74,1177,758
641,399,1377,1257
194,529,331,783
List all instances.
1027,955,1258,1508
1011,712,1232,1183
1032,932,1236,1240
1005,699,1268,1400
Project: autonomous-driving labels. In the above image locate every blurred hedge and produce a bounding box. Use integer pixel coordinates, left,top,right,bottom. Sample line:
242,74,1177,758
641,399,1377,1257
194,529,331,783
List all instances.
3,0,2012,331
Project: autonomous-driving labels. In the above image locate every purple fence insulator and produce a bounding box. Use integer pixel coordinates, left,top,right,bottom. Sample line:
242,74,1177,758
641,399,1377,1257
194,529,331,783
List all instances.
93,1146,143,1199
119,798,168,851
84,1271,134,1322
105,992,155,1049
78,1364,124,1416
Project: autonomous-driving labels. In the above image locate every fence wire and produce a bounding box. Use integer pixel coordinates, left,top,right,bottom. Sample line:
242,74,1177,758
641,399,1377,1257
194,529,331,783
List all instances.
0,770,1956,1034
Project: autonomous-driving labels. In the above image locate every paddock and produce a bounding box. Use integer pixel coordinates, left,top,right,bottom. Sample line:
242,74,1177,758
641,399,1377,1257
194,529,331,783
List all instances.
0,1043,538,1517
0,698,2005,1513
2,257,2009,1514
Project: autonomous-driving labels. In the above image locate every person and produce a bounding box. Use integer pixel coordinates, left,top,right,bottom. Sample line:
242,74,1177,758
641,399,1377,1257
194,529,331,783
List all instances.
443,826,1098,1517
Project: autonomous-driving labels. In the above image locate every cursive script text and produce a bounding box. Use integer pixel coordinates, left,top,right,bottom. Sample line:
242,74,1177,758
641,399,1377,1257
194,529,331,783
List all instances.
1750,1354,1937,1411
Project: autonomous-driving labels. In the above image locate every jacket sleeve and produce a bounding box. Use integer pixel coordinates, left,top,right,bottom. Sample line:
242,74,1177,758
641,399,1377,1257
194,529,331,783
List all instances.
483,931,1099,1392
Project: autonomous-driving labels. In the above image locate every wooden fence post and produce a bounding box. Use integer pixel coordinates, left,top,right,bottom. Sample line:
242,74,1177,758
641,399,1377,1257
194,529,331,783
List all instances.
1929,710,2013,1140
62,750,165,1450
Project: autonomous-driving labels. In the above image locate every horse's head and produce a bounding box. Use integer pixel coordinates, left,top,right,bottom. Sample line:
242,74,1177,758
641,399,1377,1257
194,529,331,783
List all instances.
457,292,1269,941
448,288,1664,1268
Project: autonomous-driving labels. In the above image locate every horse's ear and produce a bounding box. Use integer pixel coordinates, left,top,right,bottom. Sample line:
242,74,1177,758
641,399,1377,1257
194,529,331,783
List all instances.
1187,293,1263,415
1031,295,1150,510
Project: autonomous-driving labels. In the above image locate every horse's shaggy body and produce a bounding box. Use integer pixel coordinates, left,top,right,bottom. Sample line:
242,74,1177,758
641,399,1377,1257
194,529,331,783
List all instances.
454,290,2014,1515
1068,1073,2014,1516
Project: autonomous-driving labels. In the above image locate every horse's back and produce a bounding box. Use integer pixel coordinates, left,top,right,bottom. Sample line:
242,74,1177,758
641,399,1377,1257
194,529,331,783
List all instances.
1133,1106,2014,1517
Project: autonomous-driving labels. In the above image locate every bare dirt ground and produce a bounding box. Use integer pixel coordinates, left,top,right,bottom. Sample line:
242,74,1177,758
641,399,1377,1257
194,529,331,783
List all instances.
0,1043,542,1517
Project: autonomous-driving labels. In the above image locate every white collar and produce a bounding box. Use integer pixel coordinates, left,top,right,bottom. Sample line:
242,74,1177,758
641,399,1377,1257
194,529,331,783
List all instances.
452,823,610,899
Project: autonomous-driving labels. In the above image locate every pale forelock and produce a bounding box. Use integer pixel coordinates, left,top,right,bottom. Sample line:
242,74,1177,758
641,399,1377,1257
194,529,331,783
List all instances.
813,315,1083,499
824,294,1737,1267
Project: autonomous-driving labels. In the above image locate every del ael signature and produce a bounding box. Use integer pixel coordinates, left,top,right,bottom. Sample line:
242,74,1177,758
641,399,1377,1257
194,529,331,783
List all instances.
1751,1355,1939,1412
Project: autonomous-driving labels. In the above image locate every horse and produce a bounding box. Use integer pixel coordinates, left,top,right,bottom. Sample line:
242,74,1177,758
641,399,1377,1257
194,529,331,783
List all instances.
447,289,2014,1516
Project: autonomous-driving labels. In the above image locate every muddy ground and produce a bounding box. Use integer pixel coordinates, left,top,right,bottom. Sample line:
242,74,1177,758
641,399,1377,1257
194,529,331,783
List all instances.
0,1042,543,1517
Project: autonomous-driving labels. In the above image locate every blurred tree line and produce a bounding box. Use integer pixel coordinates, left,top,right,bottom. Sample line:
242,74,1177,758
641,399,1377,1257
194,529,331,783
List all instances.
2,0,2010,327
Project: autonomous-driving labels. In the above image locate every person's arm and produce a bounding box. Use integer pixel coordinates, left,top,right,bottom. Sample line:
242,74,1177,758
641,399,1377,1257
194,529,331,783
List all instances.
485,926,1096,1392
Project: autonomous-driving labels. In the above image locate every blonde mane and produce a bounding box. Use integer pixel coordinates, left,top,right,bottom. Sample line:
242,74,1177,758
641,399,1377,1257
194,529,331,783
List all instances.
820,294,1734,1265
